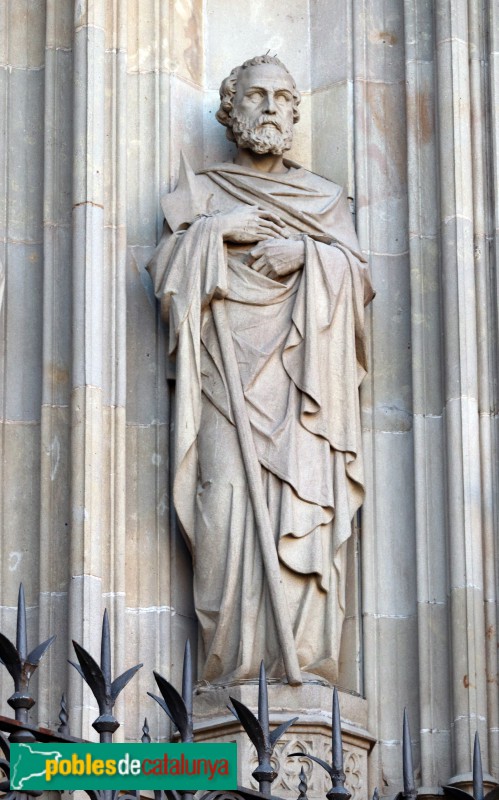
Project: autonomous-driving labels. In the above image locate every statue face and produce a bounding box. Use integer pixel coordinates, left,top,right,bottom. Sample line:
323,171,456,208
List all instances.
230,63,295,155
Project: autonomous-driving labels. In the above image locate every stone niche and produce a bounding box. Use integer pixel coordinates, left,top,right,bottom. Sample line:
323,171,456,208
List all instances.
193,682,374,800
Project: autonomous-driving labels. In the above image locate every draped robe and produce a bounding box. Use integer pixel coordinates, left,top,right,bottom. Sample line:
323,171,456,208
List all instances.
148,155,374,683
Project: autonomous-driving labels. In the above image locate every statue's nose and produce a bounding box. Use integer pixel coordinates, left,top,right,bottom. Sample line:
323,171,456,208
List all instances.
263,92,277,113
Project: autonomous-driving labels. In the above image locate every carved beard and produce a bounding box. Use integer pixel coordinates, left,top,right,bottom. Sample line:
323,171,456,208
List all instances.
230,113,294,155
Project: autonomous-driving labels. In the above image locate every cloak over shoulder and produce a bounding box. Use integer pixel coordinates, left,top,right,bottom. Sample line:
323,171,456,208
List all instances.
147,155,374,681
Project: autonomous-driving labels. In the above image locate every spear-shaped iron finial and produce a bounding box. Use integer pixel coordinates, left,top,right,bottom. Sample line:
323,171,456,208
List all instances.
148,642,194,800
16,584,27,662
149,638,194,743
229,660,298,798
394,710,418,800
473,732,484,800
182,639,193,735
443,730,499,800
70,609,142,742
250,661,275,797
328,687,351,800
101,609,112,691
0,583,56,741
259,660,270,741
402,709,417,800
289,687,351,800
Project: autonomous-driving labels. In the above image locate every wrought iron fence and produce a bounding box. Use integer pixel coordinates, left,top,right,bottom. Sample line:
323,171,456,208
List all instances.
0,584,490,800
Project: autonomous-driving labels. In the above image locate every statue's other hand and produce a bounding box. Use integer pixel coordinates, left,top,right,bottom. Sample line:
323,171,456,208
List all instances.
218,205,288,243
248,238,305,279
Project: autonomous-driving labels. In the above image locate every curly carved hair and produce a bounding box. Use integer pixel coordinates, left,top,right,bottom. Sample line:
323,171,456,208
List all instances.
216,55,301,137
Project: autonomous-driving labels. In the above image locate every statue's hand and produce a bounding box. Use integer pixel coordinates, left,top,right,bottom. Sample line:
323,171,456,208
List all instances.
218,205,288,243
248,238,305,279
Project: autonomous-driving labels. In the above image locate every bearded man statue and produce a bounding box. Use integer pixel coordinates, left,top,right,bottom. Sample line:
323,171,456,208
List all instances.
147,55,374,686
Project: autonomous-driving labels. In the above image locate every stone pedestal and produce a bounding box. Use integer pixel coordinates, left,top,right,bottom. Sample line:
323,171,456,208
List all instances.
193,681,374,800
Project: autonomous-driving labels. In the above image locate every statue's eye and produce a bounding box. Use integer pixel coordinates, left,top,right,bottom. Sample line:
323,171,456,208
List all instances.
248,90,264,101
276,92,292,104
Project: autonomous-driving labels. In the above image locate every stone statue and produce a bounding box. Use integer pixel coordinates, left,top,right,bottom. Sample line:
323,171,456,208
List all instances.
148,55,374,686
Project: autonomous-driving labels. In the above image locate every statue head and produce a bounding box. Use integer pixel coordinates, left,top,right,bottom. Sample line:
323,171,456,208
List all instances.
216,55,301,155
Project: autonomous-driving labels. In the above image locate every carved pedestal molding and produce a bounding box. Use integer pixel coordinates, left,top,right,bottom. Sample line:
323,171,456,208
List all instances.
193,683,374,800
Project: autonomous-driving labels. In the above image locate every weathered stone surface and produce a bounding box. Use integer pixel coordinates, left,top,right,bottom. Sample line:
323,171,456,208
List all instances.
1,243,43,420
287,90,312,169
0,422,41,581
408,237,443,417
312,82,351,187
124,602,173,740
0,68,44,242
361,433,416,618
127,0,169,75
126,246,169,423
45,0,73,50
203,89,236,165
172,0,203,86
310,0,349,90
66,572,103,738
125,423,170,610
0,0,45,68
73,0,105,32
72,27,105,207
39,405,71,587
36,587,69,727
170,77,205,170
353,0,406,84
204,0,310,91
338,530,362,694
355,81,409,255
127,73,169,245
364,261,412,428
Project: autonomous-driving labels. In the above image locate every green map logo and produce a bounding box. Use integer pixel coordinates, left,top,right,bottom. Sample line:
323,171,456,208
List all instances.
10,742,237,790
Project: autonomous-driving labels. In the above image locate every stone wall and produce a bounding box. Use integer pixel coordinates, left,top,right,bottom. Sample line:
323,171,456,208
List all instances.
0,1,498,797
